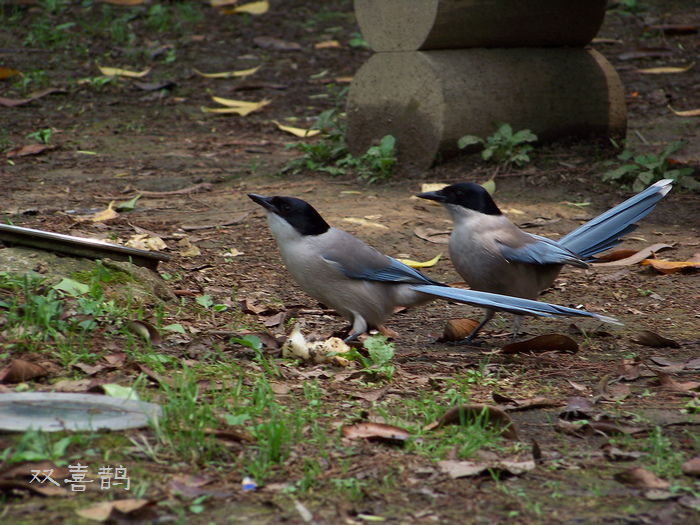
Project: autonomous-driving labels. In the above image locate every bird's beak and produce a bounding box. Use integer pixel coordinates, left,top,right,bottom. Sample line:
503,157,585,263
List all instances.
248,193,277,213
416,190,446,203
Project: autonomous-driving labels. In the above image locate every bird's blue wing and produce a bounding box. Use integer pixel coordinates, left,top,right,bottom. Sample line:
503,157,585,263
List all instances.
496,236,588,267
558,179,672,260
324,253,442,286
412,284,621,324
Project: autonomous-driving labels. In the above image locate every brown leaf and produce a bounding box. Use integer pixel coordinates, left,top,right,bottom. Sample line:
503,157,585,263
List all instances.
645,24,699,35
560,396,595,420
657,372,700,392
440,318,479,342
640,258,700,273
682,456,700,477
438,458,535,479
76,499,156,521
518,217,560,228
126,320,163,345
0,67,20,79
414,226,450,244
555,419,592,438
136,363,174,388
618,356,642,380
73,362,105,376
0,359,48,383
6,144,52,158
614,467,670,489
0,87,66,107
594,249,640,262
501,334,578,354
599,375,631,402
426,404,518,440
493,392,561,411
253,36,302,51
340,422,410,444
594,243,673,267
631,330,680,348
587,421,647,437
601,443,644,462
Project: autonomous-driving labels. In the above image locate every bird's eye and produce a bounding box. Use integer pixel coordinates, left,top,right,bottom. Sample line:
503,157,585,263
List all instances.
280,204,290,213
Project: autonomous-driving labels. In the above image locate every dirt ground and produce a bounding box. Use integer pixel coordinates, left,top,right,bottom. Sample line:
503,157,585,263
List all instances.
1,1,700,523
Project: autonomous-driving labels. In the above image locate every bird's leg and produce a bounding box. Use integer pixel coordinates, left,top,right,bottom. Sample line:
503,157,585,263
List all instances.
343,314,368,344
510,315,523,342
377,324,399,340
463,309,495,344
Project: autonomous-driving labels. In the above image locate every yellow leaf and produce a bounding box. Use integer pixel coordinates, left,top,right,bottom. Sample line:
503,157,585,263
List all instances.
637,62,695,74
98,66,151,78
640,259,700,273
315,40,341,49
87,201,119,222
192,65,262,79
99,0,143,5
224,0,268,14
0,67,20,80
272,120,320,138
342,218,388,229
209,0,237,6
210,95,271,108
397,253,443,268
668,105,700,117
201,105,267,116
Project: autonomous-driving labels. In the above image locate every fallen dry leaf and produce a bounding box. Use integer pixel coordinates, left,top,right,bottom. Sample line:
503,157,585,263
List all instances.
618,356,642,380
414,226,450,244
637,62,695,74
0,67,20,79
631,330,680,348
640,258,700,273
656,372,700,392
76,499,156,521
271,120,320,138
593,243,673,267
614,467,670,489
100,0,144,5
500,334,578,354
341,422,410,444
0,87,66,108
253,35,302,51
342,217,388,229
315,40,341,49
440,318,480,342
682,456,700,477
396,252,442,268
668,105,700,117
193,65,262,79
220,0,269,15
98,65,151,78
127,320,163,345
0,359,48,383
425,404,518,440
492,392,561,411
594,249,640,262
598,375,631,402
6,144,52,158
438,458,535,479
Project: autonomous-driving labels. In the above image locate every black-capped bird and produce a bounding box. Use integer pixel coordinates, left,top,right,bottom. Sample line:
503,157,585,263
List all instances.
417,179,672,342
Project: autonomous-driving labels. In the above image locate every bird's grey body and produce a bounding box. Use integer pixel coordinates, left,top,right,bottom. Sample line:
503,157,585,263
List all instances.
418,180,672,341
265,211,432,337
249,193,620,342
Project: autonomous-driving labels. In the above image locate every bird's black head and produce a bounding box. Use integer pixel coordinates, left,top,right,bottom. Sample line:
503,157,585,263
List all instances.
417,182,501,215
248,194,330,236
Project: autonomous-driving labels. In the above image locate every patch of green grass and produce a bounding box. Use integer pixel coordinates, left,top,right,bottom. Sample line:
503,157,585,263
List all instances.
603,139,697,191
282,87,397,183
459,123,538,170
